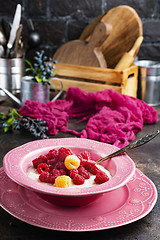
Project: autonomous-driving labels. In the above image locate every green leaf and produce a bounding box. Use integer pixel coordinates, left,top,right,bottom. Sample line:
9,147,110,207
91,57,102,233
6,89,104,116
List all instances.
25,68,33,72
35,76,42,83
52,70,56,77
12,109,21,118
4,126,9,132
8,108,11,114
7,117,14,127
25,59,34,68
0,113,6,120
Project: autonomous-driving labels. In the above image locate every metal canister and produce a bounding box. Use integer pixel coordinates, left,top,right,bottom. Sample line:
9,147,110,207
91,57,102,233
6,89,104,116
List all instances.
21,76,50,105
10,58,24,94
134,60,160,106
0,58,11,97
0,58,24,97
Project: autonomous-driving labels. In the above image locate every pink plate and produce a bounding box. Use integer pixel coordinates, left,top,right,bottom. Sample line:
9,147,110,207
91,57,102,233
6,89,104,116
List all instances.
3,138,135,197
0,167,157,231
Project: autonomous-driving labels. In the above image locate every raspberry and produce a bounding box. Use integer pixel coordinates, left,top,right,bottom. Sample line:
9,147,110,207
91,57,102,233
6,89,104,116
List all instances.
76,154,84,162
37,163,50,174
58,147,73,162
46,149,58,166
60,169,67,175
78,166,90,179
94,171,109,184
64,155,80,170
73,174,85,185
55,175,71,188
49,165,55,172
39,172,50,183
54,161,66,171
81,159,96,171
46,149,58,160
32,155,47,168
70,168,78,179
47,158,58,166
49,169,61,183
89,164,99,175
79,151,91,160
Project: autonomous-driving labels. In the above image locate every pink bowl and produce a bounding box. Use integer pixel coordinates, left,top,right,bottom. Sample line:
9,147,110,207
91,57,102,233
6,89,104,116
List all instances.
3,138,135,207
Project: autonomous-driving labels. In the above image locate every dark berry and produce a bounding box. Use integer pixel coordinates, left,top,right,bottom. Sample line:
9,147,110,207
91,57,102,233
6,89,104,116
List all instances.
34,118,41,122
39,120,47,126
40,132,48,139
20,117,49,139
21,118,28,123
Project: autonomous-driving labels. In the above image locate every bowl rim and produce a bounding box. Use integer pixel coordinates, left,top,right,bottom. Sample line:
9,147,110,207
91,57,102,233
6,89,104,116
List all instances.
3,138,136,197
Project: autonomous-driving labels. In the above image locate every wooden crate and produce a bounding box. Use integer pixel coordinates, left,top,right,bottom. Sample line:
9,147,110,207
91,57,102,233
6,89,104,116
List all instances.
51,63,138,98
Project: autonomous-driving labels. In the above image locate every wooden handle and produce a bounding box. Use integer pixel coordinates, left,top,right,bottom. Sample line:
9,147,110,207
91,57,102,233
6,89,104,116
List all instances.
14,24,23,58
129,36,143,57
88,22,112,48
115,36,143,70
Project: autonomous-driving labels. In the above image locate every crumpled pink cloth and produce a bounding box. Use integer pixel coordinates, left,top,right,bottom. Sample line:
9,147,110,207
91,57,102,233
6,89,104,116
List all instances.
19,87,158,148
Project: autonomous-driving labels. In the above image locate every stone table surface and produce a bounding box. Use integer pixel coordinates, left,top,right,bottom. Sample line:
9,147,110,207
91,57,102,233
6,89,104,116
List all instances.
0,99,160,240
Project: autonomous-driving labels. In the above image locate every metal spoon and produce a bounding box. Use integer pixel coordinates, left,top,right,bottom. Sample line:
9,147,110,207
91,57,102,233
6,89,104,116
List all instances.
96,130,160,164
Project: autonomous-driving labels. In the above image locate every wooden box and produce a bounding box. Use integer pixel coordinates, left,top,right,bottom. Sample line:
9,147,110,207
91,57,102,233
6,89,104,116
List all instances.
51,63,138,98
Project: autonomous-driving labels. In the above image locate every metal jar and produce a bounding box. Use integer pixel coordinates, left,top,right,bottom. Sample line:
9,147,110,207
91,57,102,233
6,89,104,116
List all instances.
0,58,24,96
10,58,24,94
134,60,160,106
21,76,50,105
0,58,11,97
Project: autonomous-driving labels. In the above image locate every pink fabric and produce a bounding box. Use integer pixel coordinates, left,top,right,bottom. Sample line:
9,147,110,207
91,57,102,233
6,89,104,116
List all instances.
19,87,158,148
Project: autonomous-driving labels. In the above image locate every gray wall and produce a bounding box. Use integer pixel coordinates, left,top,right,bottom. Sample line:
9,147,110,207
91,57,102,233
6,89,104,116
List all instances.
0,0,160,62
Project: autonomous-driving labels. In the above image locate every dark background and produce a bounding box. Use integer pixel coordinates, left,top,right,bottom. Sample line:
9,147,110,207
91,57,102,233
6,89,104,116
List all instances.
0,0,160,62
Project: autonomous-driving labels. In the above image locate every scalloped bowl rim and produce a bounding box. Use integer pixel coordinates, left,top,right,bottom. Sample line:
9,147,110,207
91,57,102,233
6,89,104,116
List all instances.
3,138,136,197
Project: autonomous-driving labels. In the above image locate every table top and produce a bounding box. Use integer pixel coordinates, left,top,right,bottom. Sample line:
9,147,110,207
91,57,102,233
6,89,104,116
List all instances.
0,98,160,240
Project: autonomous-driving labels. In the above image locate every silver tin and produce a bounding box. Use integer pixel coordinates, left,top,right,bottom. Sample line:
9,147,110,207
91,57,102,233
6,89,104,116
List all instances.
10,58,24,94
0,58,24,96
0,58,11,97
21,76,50,105
134,60,160,106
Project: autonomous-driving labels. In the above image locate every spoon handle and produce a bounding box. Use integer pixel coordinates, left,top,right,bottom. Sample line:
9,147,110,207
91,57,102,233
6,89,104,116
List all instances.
96,130,160,164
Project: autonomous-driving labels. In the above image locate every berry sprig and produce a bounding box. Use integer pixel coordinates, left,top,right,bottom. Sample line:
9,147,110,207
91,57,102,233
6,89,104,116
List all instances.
0,109,49,139
0,109,21,132
20,117,49,139
25,50,57,87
